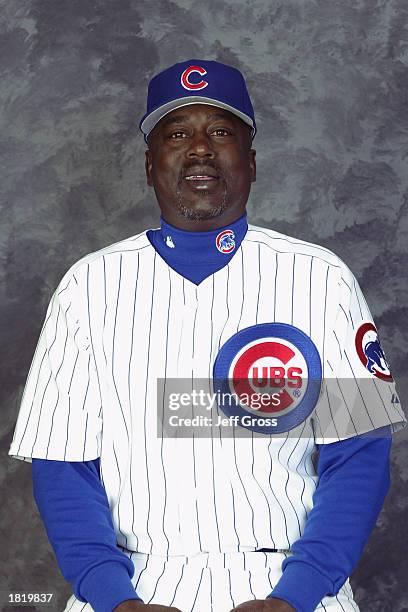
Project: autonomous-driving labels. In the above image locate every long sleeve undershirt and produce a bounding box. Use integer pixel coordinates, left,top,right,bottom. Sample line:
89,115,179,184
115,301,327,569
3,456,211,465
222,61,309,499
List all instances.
267,427,392,611
32,458,143,612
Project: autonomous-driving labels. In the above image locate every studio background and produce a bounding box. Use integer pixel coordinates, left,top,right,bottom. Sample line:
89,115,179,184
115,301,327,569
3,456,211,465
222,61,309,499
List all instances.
1,0,407,611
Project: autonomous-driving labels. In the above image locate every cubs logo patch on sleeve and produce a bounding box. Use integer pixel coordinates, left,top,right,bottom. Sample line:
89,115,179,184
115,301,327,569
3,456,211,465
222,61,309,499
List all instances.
213,322,322,434
355,322,393,382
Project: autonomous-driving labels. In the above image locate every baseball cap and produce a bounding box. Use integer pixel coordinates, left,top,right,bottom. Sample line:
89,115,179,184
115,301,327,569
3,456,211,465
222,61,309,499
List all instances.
139,59,256,144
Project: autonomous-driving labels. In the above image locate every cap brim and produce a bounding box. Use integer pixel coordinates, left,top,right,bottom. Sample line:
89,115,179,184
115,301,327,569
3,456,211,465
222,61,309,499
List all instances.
140,96,256,139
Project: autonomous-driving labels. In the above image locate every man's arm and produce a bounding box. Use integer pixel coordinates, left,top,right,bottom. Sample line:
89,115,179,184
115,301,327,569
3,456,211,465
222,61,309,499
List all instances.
261,428,392,611
32,458,143,612
229,426,392,611
33,459,184,611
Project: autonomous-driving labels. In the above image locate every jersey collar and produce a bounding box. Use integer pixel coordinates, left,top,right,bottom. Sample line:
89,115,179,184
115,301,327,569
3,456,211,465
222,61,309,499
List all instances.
156,212,248,263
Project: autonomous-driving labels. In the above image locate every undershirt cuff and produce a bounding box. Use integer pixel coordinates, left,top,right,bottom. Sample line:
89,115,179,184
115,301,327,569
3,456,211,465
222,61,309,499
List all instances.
79,560,143,612
266,560,334,612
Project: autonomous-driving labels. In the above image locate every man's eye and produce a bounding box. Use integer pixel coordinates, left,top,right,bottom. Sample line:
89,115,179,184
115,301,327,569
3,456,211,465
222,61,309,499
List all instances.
170,131,186,139
212,128,230,136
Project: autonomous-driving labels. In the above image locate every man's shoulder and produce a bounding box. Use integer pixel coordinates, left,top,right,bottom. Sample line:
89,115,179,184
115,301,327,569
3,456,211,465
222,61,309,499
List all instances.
56,229,154,289
246,223,351,275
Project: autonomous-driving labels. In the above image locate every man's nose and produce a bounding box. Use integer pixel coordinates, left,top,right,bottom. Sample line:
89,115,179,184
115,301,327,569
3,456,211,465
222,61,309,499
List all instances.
186,131,215,157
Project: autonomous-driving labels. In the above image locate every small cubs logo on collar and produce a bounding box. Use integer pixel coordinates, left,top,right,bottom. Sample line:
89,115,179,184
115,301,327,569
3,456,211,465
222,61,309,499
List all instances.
216,229,235,254
213,323,322,434
181,65,208,91
355,322,393,382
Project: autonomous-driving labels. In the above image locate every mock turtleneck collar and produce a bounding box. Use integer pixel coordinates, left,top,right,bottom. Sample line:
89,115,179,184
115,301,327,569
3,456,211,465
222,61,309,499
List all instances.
146,212,248,285
153,213,248,263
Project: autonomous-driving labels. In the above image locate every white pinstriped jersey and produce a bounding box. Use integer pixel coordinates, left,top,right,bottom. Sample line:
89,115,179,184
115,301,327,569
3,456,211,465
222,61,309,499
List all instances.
9,224,406,557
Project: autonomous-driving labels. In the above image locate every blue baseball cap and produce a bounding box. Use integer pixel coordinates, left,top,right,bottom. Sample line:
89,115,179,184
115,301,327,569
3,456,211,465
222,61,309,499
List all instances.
139,59,256,144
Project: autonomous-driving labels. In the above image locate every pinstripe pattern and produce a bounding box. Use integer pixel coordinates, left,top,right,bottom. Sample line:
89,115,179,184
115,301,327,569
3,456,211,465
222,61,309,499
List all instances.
10,223,406,611
61,550,359,612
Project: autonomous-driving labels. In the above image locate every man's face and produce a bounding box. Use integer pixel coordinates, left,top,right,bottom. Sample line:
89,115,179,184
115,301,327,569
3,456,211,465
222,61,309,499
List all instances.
145,104,256,230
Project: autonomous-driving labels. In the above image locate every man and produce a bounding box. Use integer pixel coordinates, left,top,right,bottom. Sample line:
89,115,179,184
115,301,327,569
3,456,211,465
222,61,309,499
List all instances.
9,59,406,612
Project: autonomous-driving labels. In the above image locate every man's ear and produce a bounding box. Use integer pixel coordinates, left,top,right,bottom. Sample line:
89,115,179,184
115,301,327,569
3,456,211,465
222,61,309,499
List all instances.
249,149,256,183
145,149,153,187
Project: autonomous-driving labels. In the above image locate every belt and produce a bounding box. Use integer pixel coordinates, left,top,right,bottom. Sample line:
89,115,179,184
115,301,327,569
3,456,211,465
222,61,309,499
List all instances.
255,548,278,552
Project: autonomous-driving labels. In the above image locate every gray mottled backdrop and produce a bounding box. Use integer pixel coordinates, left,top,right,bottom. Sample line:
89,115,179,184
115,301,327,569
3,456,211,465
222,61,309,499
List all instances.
1,0,407,611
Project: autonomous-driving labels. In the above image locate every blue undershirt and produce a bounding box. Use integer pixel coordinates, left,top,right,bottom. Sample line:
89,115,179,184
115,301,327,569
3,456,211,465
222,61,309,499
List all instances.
32,213,393,612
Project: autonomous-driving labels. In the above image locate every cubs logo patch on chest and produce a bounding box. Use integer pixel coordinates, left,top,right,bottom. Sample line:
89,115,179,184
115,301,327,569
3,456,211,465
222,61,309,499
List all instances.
213,323,322,434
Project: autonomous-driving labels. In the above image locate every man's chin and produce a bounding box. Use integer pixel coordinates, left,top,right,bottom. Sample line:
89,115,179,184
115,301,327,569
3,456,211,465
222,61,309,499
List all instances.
176,201,228,221
175,191,229,221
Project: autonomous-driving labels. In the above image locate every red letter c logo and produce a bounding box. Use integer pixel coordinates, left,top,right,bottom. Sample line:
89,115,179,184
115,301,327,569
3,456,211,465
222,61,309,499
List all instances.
180,65,208,91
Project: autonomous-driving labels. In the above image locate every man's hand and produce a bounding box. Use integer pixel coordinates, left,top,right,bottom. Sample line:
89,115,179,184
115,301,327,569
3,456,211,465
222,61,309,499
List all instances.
230,597,296,611
113,600,182,611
